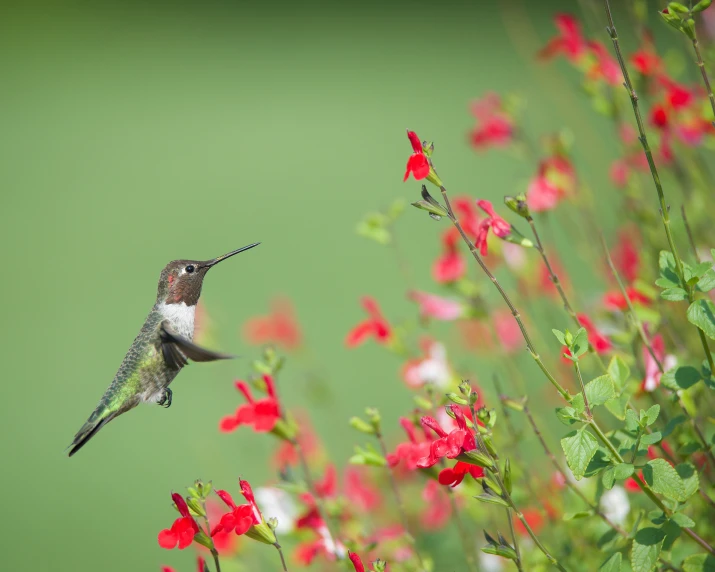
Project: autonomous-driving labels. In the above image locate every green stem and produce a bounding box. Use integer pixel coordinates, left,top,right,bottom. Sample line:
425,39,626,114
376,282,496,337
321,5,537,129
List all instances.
505,507,524,572
680,205,700,262
573,360,592,420
273,539,289,572
690,32,715,125
527,217,606,371
589,419,715,555
439,185,571,402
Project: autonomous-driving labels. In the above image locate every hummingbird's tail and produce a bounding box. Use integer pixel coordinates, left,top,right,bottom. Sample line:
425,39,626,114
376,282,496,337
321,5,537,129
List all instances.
67,409,117,457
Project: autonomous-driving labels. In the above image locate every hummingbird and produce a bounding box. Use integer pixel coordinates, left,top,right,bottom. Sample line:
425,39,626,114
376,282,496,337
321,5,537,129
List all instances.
67,243,260,457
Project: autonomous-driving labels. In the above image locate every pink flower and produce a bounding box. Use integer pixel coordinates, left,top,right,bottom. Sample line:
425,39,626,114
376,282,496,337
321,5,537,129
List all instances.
417,405,477,468
433,229,466,283
408,290,464,321
527,156,575,212
470,93,514,150
345,297,392,347
475,199,511,256
538,14,587,62
642,335,676,392
420,480,451,530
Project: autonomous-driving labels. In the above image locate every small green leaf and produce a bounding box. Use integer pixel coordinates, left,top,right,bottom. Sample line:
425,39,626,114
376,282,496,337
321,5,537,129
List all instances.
697,269,715,292
640,432,662,446
675,462,699,501
659,251,680,287
683,553,715,571
631,527,665,572
555,406,580,426
586,375,616,407
563,510,594,521
625,409,640,432
662,415,686,438
661,366,702,390
571,327,589,358
605,392,630,421
614,463,635,480
687,299,715,340
643,405,660,426
660,287,687,301
671,512,695,528
602,465,616,490
643,459,686,502
599,552,622,572
608,356,630,390
691,261,713,279
561,428,599,480
474,493,510,508
552,329,567,345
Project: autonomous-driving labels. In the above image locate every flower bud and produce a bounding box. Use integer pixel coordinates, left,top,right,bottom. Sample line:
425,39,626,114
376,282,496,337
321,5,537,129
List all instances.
365,407,381,431
667,1,689,12
267,517,279,530
349,416,375,434
459,379,472,396
501,225,534,248
373,559,387,572
693,0,712,11
245,522,278,545
504,194,530,219
460,450,494,469
422,140,435,158
193,531,213,550
504,458,513,494
446,392,468,405
349,444,387,467
469,390,479,408
185,497,206,518
414,395,433,411
411,200,449,220
483,435,498,457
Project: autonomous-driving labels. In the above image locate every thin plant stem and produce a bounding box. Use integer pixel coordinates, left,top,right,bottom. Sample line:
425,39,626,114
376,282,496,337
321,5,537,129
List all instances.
601,235,715,470
273,537,289,572
520,404,629,538
292,437,342,562
681,205,700,262
527,216,607,371
375,432,428,571
438,184,571,402
603,0,715,375
210,550,221,572
505,507,524,572
446,490,479,572
198,497,222,572
690,29,715,124
589,420,715,555
573,360,592,420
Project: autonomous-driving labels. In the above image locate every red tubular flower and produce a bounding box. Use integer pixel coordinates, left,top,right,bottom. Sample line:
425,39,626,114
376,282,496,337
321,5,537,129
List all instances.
408,290,464,321
538,14,587,61
348,551,366,572
243,297,302,350
527,156,575,212
219,375,281,433
577,314,612,354
158,493,200,550
650,104,669,128
474,199,511,256
212,490,254,536
612,229,640,283
345,467,381,511
417,405,477,468
197,557,206,572
386,417,431,471
438,461,484,487
420,480,451,530
403,130,430,182
631,48,662,77
433,229,466,283
470,93,514,150
239,479,264,524
345,297,392,347
603,286,651,311
314,464,338,498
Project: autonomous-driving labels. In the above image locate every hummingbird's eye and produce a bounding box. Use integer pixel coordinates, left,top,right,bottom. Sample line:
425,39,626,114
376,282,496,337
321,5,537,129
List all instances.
185,265,195,274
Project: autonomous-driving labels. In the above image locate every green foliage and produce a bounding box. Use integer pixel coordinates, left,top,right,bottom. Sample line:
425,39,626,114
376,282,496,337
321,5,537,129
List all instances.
561,427,599,480
572,375,616,411
683,553,715,571
661,365,703,390
608,356,630,390
631,527,665,572
675,463,700,501
687,299,715,340
643,459,686,502
599,552,622,572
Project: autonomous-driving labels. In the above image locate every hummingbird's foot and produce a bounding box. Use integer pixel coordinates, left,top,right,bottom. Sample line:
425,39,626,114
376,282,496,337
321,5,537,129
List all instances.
158,388,173,409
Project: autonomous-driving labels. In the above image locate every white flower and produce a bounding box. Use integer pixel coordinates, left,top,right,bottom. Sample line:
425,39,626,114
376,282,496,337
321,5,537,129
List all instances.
403,342,451,389
600,485,630,525
478,551,504,572
254,487,298,534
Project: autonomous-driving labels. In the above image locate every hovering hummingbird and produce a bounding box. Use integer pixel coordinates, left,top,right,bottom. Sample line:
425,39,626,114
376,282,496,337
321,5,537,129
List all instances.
67,243,260,457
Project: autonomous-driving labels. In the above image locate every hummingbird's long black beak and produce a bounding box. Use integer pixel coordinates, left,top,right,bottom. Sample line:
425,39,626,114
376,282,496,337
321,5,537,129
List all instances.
202,243,260,269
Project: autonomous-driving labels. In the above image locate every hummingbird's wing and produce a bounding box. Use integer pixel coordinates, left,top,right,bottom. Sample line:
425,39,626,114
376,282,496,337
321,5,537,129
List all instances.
159,320,235,370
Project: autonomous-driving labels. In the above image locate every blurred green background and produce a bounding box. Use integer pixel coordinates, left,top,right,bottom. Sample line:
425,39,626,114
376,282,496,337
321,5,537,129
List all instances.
0,0,680,570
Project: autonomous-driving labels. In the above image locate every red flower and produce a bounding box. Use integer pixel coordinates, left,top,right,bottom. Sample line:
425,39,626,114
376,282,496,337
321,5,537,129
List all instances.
631,48,662,77
417,405,477,468
403,130,430,182
314,464,338,498
438,461,484,487
197,557,206,572
387,417,432,471
420,480,451,530
474,199,511,256
433,229,466,283
603,286,651,311
243,297,302,350
493,309,522,354
212,480,264,538
514,508,545,536
158,493,200,550
612,229,641,283
539,14,587,62
408,290,464,321
205,499,236,554
585,40,621,85
345,297,392,347
348,551,366,572
219,375,281,434
578,314,612,354
526,156,575,212
650,104,669,128
624,476,642,493
345,467,381,511
642,334,676,392
469,93,514,150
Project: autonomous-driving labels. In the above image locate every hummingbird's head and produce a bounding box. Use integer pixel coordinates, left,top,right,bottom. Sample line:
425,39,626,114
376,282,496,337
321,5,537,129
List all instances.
156,243,260,306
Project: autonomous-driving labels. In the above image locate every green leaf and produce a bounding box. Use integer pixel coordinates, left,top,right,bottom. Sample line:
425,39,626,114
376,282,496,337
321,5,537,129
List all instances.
555,406,580,426
585,375,617,407
563,510,594,521
561,428,599,480
474,493,510,508
602,465,616,490
572,327,589,358
691,261,713,279
599,552,622,572
643,405,660,426
678,441,701,456
659,251,680,287
631,527,665,572
662,415,686,438
625,409,640,432
671,512,695,528
660,287,687,301
661,366,702,391
605,393,630,421
675,462,699,501
614,463,634,480
640,432,662,446
552,329,567,345
643,459,686,502
697,269,715,292
683,553,715,571
687,299,715,340
608,356,630,390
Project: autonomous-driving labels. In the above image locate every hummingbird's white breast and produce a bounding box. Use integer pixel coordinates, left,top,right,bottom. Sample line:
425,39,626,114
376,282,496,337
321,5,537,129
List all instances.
158,302,196,340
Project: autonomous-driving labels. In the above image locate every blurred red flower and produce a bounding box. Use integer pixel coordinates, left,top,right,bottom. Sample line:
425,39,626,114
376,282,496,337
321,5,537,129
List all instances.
475,199,511,256
219,375,281,434
433,229,466,283
387,417,432,471
408,290,464,321
514,508,545,536
243,297,302,350
469,92,514,150
527,156,575,212
420,480,451,530
345,297,392,347
348,551,366,572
